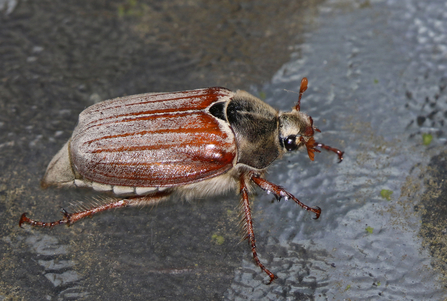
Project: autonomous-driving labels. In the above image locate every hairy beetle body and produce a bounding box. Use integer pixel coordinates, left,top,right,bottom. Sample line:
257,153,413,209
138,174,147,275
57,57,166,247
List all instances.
21,78,343,283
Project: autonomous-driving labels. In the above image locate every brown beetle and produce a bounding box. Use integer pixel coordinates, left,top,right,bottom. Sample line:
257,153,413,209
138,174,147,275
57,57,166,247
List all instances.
20,77,343,283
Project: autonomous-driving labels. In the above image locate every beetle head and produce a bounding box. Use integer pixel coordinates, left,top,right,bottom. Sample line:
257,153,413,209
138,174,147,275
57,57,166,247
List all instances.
278,77,321,161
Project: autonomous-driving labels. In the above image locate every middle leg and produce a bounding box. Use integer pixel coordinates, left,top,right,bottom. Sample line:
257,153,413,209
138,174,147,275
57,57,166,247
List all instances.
239,174,277,283
251,174,321,219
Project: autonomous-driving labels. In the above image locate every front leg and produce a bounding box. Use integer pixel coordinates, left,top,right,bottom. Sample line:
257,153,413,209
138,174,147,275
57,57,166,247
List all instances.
239,174,277,284
314,142,344,163
250,175,321,219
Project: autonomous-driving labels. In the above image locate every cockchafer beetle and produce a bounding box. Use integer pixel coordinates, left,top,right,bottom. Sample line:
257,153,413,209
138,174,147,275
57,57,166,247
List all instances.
19,77,343,283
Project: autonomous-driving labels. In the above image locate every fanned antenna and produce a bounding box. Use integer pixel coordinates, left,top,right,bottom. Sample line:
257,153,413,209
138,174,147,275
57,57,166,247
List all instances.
295,77,308,111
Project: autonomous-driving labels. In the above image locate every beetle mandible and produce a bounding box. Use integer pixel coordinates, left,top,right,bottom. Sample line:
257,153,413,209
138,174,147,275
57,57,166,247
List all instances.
19,77,343,283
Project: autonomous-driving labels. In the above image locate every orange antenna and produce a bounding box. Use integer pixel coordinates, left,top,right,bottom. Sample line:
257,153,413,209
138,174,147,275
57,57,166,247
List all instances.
295,77,308,111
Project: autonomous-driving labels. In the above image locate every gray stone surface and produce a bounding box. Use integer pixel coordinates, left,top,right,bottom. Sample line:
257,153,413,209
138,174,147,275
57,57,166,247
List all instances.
1,0,446,300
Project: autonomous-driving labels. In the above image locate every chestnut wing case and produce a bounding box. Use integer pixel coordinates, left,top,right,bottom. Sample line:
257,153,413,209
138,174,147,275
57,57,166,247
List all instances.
70,88,237,187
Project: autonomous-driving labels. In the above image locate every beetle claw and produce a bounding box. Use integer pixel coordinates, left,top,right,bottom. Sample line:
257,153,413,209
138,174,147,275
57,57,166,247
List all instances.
18,213,29,228
313,206,321,220
266,274,278,285
337,151,345,163
18,209,71,228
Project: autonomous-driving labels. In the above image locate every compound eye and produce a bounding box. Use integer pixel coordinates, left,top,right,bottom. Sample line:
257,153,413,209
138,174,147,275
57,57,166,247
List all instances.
284,135,298,151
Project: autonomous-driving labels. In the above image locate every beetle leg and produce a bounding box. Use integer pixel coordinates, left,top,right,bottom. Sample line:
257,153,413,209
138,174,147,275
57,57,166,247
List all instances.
19,191,171,228
250,175,321,219
313,142,344,163
19,199,130,228
240,175,278,284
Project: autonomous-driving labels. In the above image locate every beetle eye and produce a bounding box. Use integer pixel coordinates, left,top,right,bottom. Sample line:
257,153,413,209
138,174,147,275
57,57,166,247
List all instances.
284,135,297,151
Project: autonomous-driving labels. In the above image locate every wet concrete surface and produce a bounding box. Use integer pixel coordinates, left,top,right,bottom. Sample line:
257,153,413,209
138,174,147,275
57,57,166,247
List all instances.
1,0,447,300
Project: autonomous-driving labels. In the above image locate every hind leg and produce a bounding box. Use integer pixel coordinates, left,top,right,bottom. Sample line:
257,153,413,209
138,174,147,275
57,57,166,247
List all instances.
19,191,171,228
